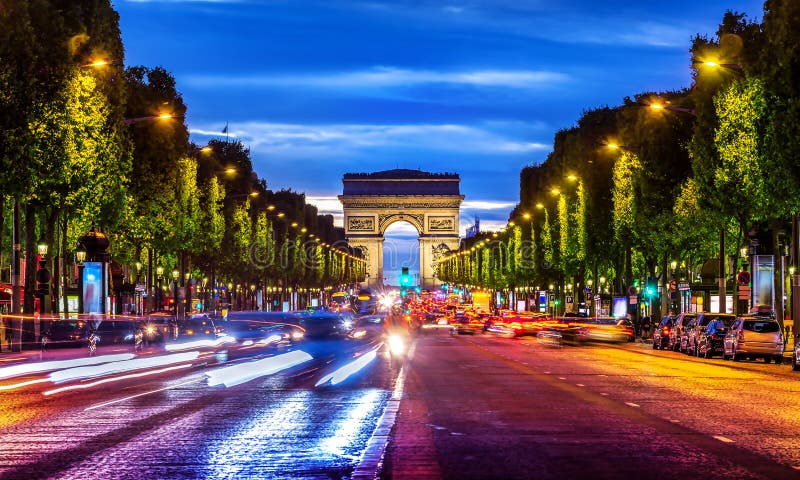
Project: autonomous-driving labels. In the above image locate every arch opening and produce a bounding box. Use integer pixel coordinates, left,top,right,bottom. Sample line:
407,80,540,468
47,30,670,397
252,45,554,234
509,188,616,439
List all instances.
383,221,419,287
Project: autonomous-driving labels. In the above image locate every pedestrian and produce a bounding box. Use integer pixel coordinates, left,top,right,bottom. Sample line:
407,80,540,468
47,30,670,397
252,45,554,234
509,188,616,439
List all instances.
641,315,651,340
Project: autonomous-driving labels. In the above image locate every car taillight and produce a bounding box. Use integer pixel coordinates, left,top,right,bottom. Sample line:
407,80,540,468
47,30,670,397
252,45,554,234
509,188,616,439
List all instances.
662,327,669,335
737,331,745,342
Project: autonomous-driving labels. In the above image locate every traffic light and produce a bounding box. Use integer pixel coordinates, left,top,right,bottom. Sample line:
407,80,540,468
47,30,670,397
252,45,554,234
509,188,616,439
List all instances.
400,267,411,286
644,278,657,298
400,267,411,297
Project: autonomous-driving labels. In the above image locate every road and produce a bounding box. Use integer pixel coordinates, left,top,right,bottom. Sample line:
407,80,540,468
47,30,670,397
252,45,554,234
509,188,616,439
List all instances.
3,328,800,479
385,331,800,480
0,333,395,480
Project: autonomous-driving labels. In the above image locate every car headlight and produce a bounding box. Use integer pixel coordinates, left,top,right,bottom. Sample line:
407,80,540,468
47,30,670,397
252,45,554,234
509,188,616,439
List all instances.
291,331,305,340
388,335,405,355
123,334,134,341
342,320,353,330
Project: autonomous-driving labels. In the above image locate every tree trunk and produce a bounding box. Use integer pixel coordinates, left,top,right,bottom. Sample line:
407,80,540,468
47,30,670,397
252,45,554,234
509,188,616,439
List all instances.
718,228,726,314
23,203,36,314
61,213,69,315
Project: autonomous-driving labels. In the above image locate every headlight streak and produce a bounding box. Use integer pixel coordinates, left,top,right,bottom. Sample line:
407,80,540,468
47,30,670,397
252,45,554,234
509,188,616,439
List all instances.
315,348,379,387
0,354,135,381
49,351,200,384
206,350,313,388
164,335,236,352
43,364,193,396
0,378,50,391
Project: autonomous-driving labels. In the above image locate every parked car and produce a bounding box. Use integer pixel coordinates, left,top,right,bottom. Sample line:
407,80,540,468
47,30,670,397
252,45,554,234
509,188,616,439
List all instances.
668,313,696,352
723,316,784,363
696,316,736,358
793,335,800,371
686,313,736,356
652,315,676,350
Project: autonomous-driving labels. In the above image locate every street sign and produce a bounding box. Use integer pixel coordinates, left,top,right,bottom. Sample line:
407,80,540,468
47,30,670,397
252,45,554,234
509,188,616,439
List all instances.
738,285,751,300
678,282,691,291
585,287,591,293
629,295,638,304
627,286,638,296
737,271,751,286
668,279,677,291
565,296,574,304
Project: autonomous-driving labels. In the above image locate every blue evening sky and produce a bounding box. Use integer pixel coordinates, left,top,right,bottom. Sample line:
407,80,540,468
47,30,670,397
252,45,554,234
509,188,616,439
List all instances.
115,0,764,280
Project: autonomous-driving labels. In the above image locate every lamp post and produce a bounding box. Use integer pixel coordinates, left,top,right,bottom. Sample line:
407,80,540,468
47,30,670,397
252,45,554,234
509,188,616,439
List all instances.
172,269,179,317
156,266,164,312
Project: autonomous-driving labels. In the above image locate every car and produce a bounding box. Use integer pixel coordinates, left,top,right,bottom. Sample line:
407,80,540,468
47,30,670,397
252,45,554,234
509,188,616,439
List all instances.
94,320,137,345
696,316,736,358
793,335,800,371
42,320,90,348
176,314,221,340
723,316,784,363
222,311,306,343
686,313,736,356
652,315,676,350
669,313,696,352
452,316,477,335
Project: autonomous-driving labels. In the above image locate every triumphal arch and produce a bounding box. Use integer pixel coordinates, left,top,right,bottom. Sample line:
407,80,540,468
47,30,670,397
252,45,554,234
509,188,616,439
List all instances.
339,169,464,290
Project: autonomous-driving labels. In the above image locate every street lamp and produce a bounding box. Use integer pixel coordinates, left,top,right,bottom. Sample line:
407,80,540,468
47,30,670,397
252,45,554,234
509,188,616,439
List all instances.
172,269,179,316
36,242,49,315
156,266,164,311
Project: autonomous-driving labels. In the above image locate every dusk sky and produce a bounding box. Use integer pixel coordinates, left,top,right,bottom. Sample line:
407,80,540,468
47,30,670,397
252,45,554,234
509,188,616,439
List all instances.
116,0,763,280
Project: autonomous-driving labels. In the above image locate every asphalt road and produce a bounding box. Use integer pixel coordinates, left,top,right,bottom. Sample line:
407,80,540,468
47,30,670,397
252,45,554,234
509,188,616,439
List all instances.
0,333,395,480
384,331,800,480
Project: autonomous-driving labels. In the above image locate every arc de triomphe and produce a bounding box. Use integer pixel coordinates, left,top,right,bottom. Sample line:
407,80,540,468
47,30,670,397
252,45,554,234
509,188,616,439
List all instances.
339,169,463,290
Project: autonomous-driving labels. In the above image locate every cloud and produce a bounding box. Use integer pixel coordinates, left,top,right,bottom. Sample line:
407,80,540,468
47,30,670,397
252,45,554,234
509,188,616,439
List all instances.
189,122,549,158
182,66,570,90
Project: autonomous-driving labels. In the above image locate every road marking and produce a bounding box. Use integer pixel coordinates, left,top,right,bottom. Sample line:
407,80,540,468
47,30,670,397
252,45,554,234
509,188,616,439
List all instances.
543,371,551,374
670,419,680,423
600,392,609,396
576,383,585,387
557,377,566,380
624,402,640,408
713,435,735,443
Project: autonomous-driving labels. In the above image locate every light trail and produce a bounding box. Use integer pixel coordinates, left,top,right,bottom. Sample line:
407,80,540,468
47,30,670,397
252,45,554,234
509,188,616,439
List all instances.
0,354,135,381
206,350,313,388
315,348,379,386
49,352,200,383
44,364,194,396
84,377,206,411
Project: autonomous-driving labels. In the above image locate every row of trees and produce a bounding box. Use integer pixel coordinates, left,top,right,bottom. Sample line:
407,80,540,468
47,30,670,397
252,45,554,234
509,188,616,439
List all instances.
0,1,365,315
439,3,800,320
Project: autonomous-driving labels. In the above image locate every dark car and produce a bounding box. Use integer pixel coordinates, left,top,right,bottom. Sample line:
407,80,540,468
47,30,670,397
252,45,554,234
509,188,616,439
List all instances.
653,315,676,350
696,316,736,358
220,312,306,345
42,320,90,348
94,320,137,345
176,314,220,340
686,313,736,356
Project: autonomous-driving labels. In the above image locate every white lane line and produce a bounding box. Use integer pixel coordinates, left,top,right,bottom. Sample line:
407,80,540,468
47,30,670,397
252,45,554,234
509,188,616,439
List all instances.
713,435,735,443
624,402,640,408
544,371,551,374
576,383,585,387
557,377,566,380
352,339,415,480
600,393,609,396
670,419,680,423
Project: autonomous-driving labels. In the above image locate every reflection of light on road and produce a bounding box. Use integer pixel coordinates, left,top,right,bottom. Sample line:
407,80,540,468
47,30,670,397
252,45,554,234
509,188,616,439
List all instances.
319,389,382,456
49,352,199,383
0,377,50,391
0,353,135,381
315,348,378,386
43,364,193,396
164,335,236,352
207,390,312,478
206,350,312,387
84,377,205,411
